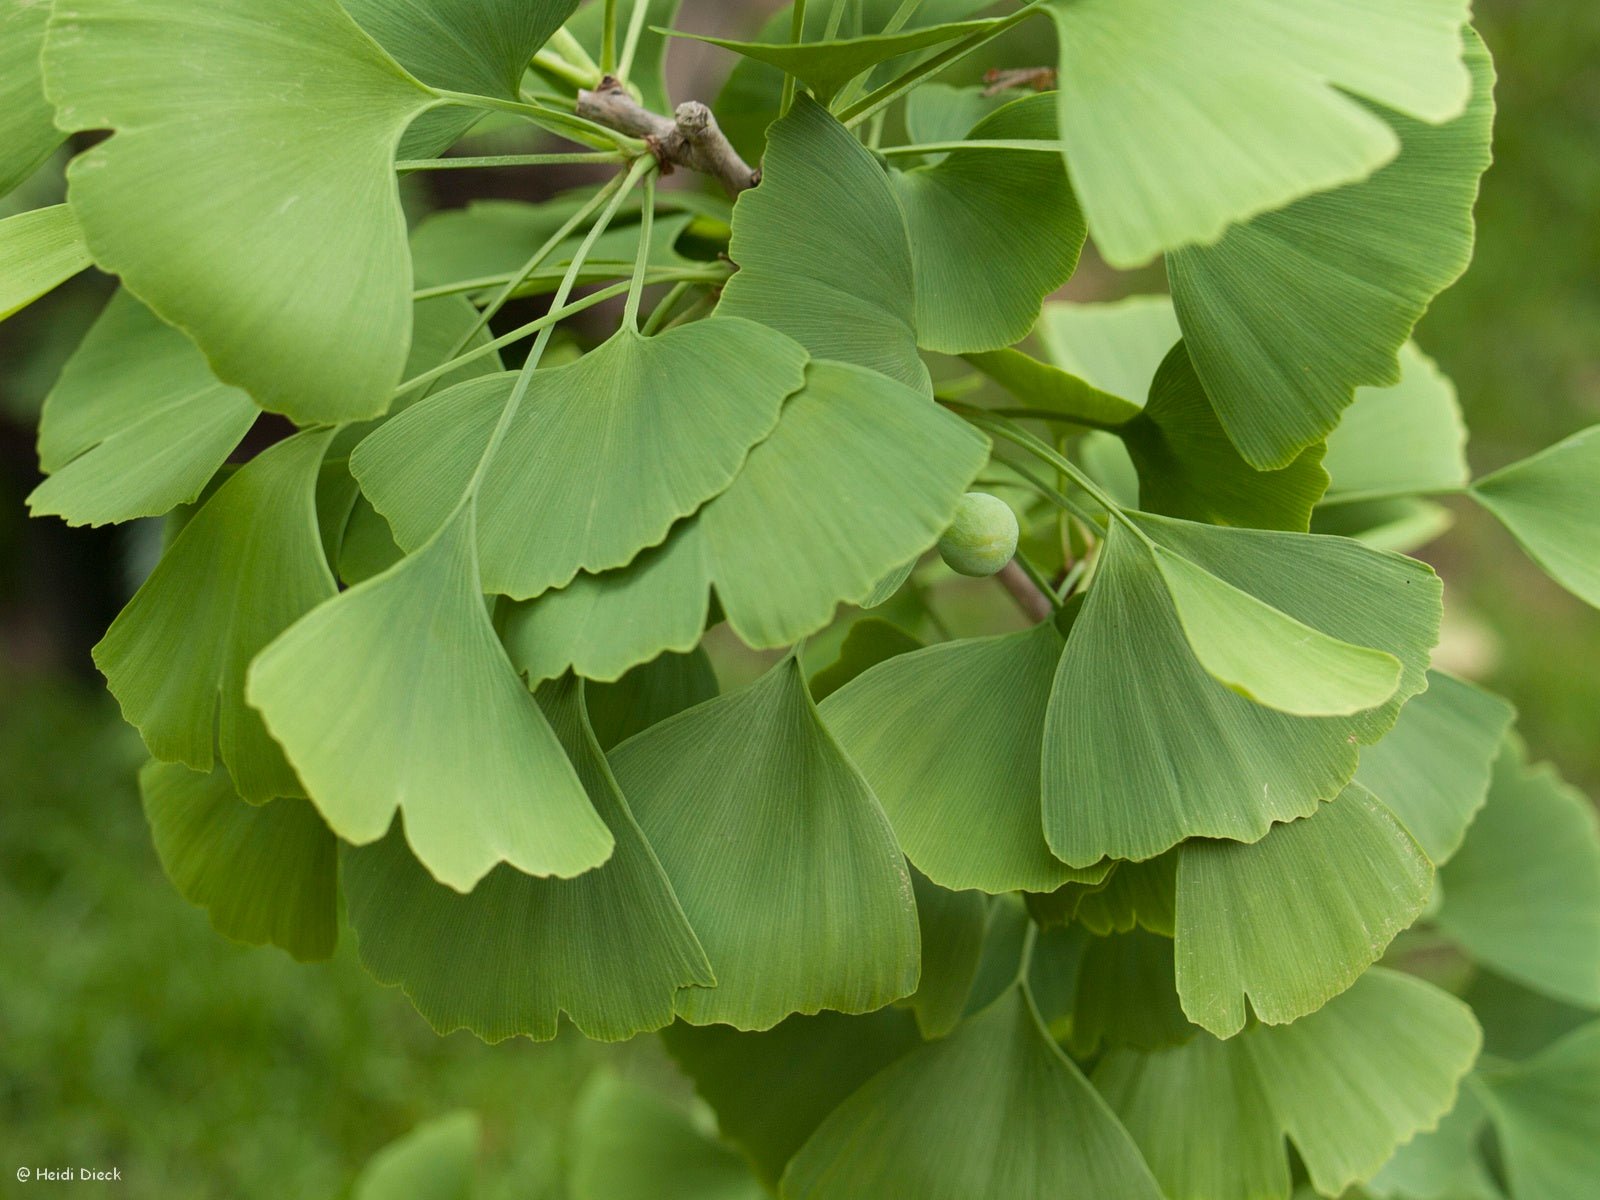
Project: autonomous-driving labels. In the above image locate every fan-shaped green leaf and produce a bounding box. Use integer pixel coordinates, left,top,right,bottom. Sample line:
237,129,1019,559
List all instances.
1436,741,1600,1007
1367,1086,1499,1200
1125,343,1330,531
1069,930,1194,1057
903,84,1005,161
1315,496,1457,555
610,657,918,1030
712,0,993,161
248,503,611,893
95,431,336,803
1027,299,1327,529
782,984,1164,1200
1470,425,1600,608
1,0,63,199
585,648,719,751
1247,970,1481,1196
1073,855,1177,938
503,360,985,679
1037,295,1181,407
1096,1029,1288,1200
904,870,987,1039
410,198,692,297
1323,343,1470,503
28,291,257,527
1354,670,1514,863
1043,0,1473,267
890,93,1084,354
1477,1022,1600,1200
44,0,439,422
677,16,1005,104
569,1075,763,1200
822,623,1094,894
1044,515,1439,865
662,1009,923,1190
962,346,1141,431
352,1111,480,1200
809,618,921,703
1168,29,1493,468
352,321,806,598
1175,783,1432,1037
1096,969,1481,1200
139,760,337,963
719,96,927,392
1154,543,1401,715
342,677,710,1042
0,204,90,320
342,0,575,100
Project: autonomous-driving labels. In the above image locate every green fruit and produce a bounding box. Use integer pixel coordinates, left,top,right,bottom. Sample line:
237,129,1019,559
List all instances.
938,492,1020,577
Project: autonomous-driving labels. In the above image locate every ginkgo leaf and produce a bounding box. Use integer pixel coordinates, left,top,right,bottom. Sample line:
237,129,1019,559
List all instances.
1036,296,1181,407
904,84,1006,161
809,618,921,703
0,204,91,320
1153,543,1402,715
822,623,1098,894
248,503,612,893
1248,969,1481,1196
1322,343,1470,502
1026,299,1328,530
1436,740,1600,1008
903,870,987,1040
1069,930,1194,1058
351,319,808,598
1168,29,1493,468
1096,969,1481,1200
1044,514,1438,866
1367,1085,1499,1200
352,1111,481,1200
719,96,927,392
676,16,1007,104
1,0,63,198
1476,1022,1600,1200
569,1075,763,1200
95,431,336,804
889,93,1084,354
1042,0,1474,267
341,0,575,100
584,648,719,751
410,199,693,297
45,0,440,422
711,0,994,161
1175,783,1432,1037
28,290,258,527
1123,343,1330,532
1095,1028,1289,1200
139,760,337,963
1470,426,1600,608
342,677,711,1043
662,1008,923,1190
963,347,1141,431
1354,670,1514,863
610,657,918,1030
503,360,985,680
1073,855,1176,938
782,985,1165,1200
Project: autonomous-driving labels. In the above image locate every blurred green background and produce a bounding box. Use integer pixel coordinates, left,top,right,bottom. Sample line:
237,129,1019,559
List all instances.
2,2,1596,1194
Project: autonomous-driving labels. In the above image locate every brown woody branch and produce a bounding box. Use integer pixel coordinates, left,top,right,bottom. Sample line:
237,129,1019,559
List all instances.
576,76,761,196
998,561,1055,624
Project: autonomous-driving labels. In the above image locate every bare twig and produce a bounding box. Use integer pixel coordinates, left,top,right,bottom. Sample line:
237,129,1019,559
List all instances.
982,67,1058,97
577,76,761,195
998,561,1054,624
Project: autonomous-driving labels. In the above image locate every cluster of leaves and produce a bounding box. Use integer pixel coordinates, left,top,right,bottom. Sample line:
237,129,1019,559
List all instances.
6,0,1600,1196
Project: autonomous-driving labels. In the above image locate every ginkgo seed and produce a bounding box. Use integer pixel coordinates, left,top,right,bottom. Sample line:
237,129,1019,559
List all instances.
938,492,1020,577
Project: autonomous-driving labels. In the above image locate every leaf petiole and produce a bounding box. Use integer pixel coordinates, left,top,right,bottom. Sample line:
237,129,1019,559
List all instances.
395,151,626,172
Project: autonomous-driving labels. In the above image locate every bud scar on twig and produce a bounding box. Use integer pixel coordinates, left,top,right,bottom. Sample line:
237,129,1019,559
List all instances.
576,76,761,195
